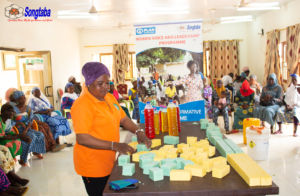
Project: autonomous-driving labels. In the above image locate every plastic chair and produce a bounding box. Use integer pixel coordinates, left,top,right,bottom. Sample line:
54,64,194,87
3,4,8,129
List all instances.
57,88,64,99
33,114,44,122
32,120,39,131
63,109,72,122
54,110,62,116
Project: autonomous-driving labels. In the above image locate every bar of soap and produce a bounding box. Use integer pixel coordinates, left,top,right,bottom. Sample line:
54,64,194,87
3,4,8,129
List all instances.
139,157,152,169
151,150,158,155
161,163,177,176
197,152,209,160
210,136,223,146
180,152,194,160
181,160,194,168
181,147,196,153
132,151,148,162
213,127,221,132
201,122,208,129
190,155,203,165
216,140,235,158
137,143,151,152
161,158,176,166
153,155,166,166
212,164,230,178
196,147,205,154
132,136,137,142
177,143,190,153
187,137,197,145
170,170,191,181
122,163,135,176
165,153,177,159
207,123,216,128
143,161,159,175
200,119,209,123
164,136,179,145
211,156,227,167
208,131,223,141
203,159,214,172
118,155,130,166
162,145,174,149
167,148,178,154
207,146,216,157
139,152,156,160
149,167,164,181
127,141,139,154
223,139,244,154
151,139,162,148
173,157,185,169
199,139,209,146
184,164,206,177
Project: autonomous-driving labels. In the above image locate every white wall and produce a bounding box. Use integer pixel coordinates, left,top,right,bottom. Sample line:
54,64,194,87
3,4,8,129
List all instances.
0,0,81,109
247,0,300,84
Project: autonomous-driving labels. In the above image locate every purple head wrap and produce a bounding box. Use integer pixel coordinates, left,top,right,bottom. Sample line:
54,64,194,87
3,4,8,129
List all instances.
82,62,110,86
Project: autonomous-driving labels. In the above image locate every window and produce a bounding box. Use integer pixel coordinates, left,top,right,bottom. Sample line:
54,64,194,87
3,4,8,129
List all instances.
279,41,287,83
126,52,136,80
205,49,210,77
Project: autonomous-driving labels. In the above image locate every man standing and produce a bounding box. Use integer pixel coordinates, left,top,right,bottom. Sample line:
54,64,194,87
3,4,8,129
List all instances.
152,68,160,81
156,82,166,106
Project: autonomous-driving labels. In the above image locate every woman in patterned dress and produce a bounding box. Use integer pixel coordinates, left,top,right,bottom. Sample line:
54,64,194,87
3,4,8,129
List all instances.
129,78,140,123
175,60,203,103
61,83,78,119
28,87,72,147
231,80,255,133
203,76,213,119
275,74,300,136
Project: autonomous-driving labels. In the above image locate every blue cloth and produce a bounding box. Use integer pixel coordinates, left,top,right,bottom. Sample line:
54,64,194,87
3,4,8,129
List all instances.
0,167,10,192
199,72,204,80
109,179,138,190
109,81,114,85
12,91,24,100
66,83,73,90
137,77,140,87
240,72,247,78
267,73,279,90
31,87,39,94
128,88,139,120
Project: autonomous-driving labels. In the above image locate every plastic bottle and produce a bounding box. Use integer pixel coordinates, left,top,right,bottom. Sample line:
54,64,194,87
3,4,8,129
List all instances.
154,108,160,135
159,107,162,131
144,102,155,139
167,100,178,136
173,101,181,133
161,106,169,133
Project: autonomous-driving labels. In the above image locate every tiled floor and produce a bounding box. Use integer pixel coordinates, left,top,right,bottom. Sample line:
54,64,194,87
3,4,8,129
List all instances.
14,119,300,196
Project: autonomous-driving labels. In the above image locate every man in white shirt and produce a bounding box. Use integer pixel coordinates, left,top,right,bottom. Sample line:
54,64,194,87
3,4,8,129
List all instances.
222,73,234,99
156,82,166,106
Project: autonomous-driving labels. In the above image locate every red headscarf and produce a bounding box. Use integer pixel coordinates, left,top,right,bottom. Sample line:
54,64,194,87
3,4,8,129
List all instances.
240,80,254,97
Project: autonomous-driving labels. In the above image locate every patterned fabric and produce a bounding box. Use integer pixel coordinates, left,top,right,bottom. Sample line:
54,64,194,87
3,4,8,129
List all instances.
211,89,230,130
175,74,203,103
117,84,128,95
0,145,15,174
0,117,22,159
113,44,129,85
128,88,139,120
61,97,76,119
13,90,24,100
276,106,300,123
36,120,57,152
207,40,240,80
263,30,282,86
204,85,213,119
12,105,46,163
0,167,10,192
286,24,300,86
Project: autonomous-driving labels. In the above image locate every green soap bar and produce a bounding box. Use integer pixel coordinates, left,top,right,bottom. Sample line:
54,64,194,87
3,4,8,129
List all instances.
206,127,215,137
139,157,152,169
161,158,176,166
213,127,220,132
210,136,223,146
223,139,244,154
207,123,216,128
132,136,137,142
208,131,222,140
201,122,208,129
136,143,151,152
139,153,156,160
149,167,164,181
200,119,209,123
173,157,185,169
161,163,177,176
143,161,159,175
216,140,234,158
181,160,194,169
118,155,130,166
164,136,179,145
122,163,135,176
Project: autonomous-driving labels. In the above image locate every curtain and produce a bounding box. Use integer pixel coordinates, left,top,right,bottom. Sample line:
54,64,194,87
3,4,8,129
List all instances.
286,24,300,85
263,30,281,86
113,44,129,85
208,40,240,79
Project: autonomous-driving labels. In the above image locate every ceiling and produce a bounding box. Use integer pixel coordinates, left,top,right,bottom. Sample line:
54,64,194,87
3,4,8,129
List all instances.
8,0,294,29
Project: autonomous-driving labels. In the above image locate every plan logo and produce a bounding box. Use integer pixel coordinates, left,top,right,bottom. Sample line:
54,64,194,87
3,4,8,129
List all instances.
5,4,24,20
136,27,156,35
5,4,52,21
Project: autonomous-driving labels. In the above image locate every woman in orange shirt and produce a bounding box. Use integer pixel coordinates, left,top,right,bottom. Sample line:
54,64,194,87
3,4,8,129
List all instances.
71,62,151,196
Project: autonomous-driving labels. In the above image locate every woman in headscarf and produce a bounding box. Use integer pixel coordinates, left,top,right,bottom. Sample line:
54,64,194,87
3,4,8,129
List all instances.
212,79,231,134
61,83,79,119
240,72,247,83
11,91,46,166
275,74,300,136
253,73,283,133
242,66,250,78
5,88,18,106
28,87,72,146
67,76,82,95
128,77,140,123
175,60,203,103
249,74,262,106
203,76,213,119
71,62,151,195
231,80,255,133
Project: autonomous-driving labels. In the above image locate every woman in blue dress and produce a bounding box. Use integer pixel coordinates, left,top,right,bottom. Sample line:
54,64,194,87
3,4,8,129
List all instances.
129,78,140,123
11,91,46,166
61,83,78,119
28,87,73,147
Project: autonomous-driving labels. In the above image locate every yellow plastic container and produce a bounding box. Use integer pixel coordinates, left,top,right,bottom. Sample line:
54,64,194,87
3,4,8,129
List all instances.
161,108,169,133
154,111,160,135
243,118,260,144
167,102,178,136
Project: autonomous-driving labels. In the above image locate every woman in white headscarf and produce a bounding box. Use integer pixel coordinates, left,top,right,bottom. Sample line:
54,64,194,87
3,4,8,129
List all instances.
275,74,300,136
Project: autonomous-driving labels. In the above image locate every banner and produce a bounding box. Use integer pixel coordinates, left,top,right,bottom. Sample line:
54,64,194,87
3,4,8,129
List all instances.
26,58,44,70
134,19,205,122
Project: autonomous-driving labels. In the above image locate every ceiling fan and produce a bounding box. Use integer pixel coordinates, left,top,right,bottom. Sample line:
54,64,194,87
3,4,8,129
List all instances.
205,9,220,25
113,13,133,29
213,1,280,10
202,29,212,34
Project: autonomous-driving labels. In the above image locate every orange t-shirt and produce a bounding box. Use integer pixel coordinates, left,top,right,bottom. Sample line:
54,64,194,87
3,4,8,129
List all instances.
71,89,126,177
152,72,159,81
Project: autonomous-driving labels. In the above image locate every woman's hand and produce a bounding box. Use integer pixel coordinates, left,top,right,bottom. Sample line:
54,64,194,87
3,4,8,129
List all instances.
137,132,152,149
20,134,31,143
15,122,26,129
113,142,135,155
22,122,32,134
286,105,293,111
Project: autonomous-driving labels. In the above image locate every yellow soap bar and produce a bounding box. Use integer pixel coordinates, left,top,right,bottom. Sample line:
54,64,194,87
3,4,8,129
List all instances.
181,147,196,153
180,152,194,160
162,145,174,149
153,155,166,166
165,153,177,159
167,148,178,154
190,155,203,165
203,159,214,172
127,141,139,154
197,152,209,160
170,170,191,181
184,164,206,177
132,151,148,162
187,137,197,145
199,139,209,145
191,142,204,148
212,164,230,178
151,139,161,148
151,150,158,155
211,157,227,166
177,143,190,153
196,147,205,154
207,146,215,157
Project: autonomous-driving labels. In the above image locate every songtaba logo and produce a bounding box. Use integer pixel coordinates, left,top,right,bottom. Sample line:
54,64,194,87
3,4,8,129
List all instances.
5,4,24,19
5,4,51,20
178,24,201,32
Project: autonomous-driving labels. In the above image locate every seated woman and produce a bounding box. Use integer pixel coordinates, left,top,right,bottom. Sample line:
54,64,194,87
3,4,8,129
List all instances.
276,74,300,136
128,78,140,123
145,81,157,106
165,82,180,105
67,76,82,95
5,88,18,106
203,76,213,119
249,74,262,106
212,79,231,134
61,83,78,119
231,80,255,134
11,91,46,166
253,73,283,133
28,87,72,147
109,82,131,119
138,81,147,102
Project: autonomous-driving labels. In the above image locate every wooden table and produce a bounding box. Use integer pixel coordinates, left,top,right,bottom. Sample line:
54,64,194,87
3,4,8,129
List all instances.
103,122,279,196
